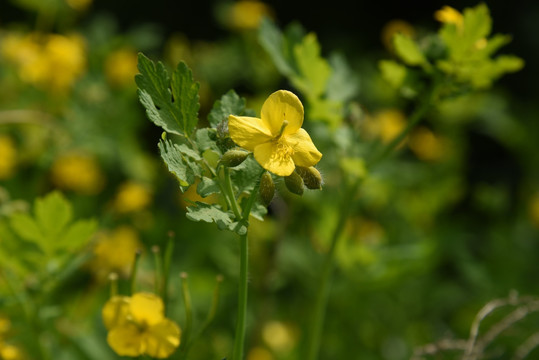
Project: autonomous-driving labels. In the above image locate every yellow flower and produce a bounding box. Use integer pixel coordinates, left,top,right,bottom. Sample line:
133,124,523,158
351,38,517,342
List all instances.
1,32,86,94
92,226,142,278
228,90,322,176
408,126,445,161
51,152,105,194
0,135,17,179
434,6,463,29
113,182,152,213
102,293,181,358
247,347,274,360
227,0,272,30
529,193,539,229
105,48,139,88
65,0,92,11
262,321,297,353
0,343,23,360
363,109,406,145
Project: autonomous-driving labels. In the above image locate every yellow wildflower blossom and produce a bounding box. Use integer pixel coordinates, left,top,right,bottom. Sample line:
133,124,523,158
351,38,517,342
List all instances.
381,19,415,51
434,6,463,29
51,152,105,194
65,0,92,11
0,135,17,179
262,321,297,353
408,126,445,161
102,292,181,358
247,347,274,360
529,193,539,229
113,182,152,213
227,0,272,30
105,48,139,88
363,109,406,145
1,32,86,94
92,226,142,278
228,90,322,176
0,343,23,360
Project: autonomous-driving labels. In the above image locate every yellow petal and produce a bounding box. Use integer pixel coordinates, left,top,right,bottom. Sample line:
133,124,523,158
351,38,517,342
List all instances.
107,323,145,357
228,115,273,151
102,296,131,330
261,90,303,136
286,129,322,167
254,141,295,176
144,319,182,358
130,292,164,327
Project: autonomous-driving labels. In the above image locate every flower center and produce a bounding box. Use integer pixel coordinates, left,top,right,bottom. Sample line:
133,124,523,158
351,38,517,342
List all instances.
273,138,294,162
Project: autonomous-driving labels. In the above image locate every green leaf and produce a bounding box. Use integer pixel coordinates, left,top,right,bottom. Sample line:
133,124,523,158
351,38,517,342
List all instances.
35,191,72,240
309,98,343,128
136,53,200,136
197,177,221,198
292,33,331,98
59,219,98,251
195,128,221,154
462,3,491,44
208,90,249,129
231,156,264,195
379,60,407,89
326,53,359,102
393,33,427,66
186,202,233,231
159,139,199,189
258,18,296,77
10,213,43,243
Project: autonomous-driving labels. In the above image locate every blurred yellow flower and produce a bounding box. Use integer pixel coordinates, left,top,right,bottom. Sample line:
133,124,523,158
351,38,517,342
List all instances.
0,135,17,179
381,19,415,51
51,152,105,194
92,226,142,278
262,321,297,353
434,6,463,29
1,32,86,94
113,182,152,213
408,126,445,161
102,292,181,358
228,90,322,176
247,347,274,360
364,109,406,145
0,343,23,360
65,0,92,11
529,193,539,229
105,48,139,88
227,0,272,30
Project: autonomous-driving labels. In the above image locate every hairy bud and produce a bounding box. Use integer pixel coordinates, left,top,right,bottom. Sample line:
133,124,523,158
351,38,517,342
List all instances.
220,149,249,167
296,166,323,190
284,170,304,196
259,171,275,206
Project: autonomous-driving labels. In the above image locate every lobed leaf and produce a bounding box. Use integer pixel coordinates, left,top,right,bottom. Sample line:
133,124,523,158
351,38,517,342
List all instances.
292,33,331,99
393,33,427,66
136,53,200,136
208,90,248,128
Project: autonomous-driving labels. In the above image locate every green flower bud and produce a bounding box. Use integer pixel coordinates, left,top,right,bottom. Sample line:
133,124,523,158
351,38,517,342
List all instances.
259,171,275,206
284,170,304,196
296,166,323,190
220,149,249,167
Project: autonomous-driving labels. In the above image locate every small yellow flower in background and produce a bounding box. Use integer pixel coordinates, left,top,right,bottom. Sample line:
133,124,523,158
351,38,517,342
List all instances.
363,109,406,145
262,320,298,353
381,19,415,51
102,292,181,358
228,90,322,176
51,152,105,194
105,48,139,88
227,0,272,30
179,178,219,209
408,126,445,162
1,32,86,94
0,343,24,360
434,5,464,29
65,0,92,11
247,347,274,360
113,182,152,214
0,135,17,179
529,193,539,229
92,226,142,278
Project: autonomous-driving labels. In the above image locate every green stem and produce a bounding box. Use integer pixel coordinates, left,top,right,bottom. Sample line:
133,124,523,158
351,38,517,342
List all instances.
180,273,193,352
129,250,142,295
163,232,175,314
306,180,361,360
306,91,435,360
224,167,242,220
232,170,264,360
233,232,249,360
